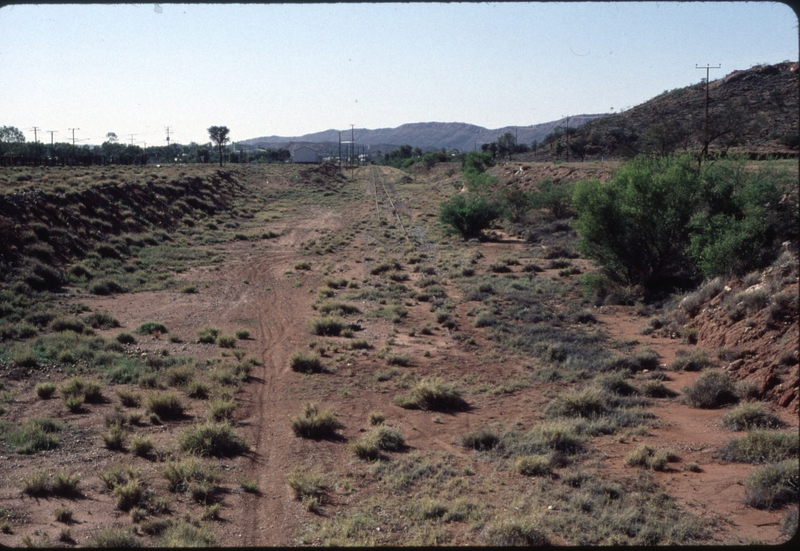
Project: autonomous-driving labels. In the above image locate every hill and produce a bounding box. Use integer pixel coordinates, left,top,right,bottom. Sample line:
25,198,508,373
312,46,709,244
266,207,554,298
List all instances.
540,61,799,160
240,115,605,155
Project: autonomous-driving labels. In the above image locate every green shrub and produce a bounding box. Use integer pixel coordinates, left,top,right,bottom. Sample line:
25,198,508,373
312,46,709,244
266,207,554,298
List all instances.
63,395,85,412
290,402,344,438
721,403,784,431
720,431,799,463
459,428,501,451
744,460,798,510
61,377,103,402
307,316,345,336
54,507,73,523
159,521,216,547
144,392,184,419
208,398,236,422
116,389,141,407
49,316,86,333
178,421,248,457
625,444,675,471
115,332,137,344
641,380,678,398
544,387,610,419
394,377,466,411
187,380,210,399
316,300,361,316
288,351,325,373
35,382,57,399
216,334,237,348
102,425,127,451
482,518,550,546
196,327,220,343
90,279,127,296
438,193,503,239
235,329,250,340
669,348,713,371
681,370,738,408
86,527,142,548
514,454,552,476
136,321,168,335
131,435,155,457
83,311,121,330
286,468,327,503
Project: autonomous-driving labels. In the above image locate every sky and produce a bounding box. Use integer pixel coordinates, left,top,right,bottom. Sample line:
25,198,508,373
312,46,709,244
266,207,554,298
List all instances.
0,2,797,146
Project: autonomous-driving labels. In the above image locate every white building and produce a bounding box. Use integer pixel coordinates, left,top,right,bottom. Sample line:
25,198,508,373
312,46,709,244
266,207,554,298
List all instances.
292,147,319,164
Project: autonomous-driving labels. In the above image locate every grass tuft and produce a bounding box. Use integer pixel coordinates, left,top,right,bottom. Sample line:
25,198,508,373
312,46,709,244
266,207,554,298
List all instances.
290,402,344,438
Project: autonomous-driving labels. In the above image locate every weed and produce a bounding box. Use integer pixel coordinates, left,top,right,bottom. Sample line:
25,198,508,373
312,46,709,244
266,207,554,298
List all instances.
83,311,121,329
196,327,220,344
514,454,552,476
102,424,127,451
288,350,325,373
116,388,141,407
290,402,344,438
482,518,550,546
317,300,361,316
85,527,142,548
7,418,62,454
744,460,798,510
720,431,799,463
136,321,168,335
35,382,57,399
208,398,237,422
179,421,249,457
721,403,784,431
63,395,85,412
669,348,713,371
61,376,103,402
307,316,345,336
216,334,237,348
625,444,676,471
159,521,216,547
54,507,73,523
367,411,385,426
144,392,184,419
459,428,502,451
641,380,678,398
681,370,738,408
287,468,327,502
235,328,250,340
116,332,137,344
394,378,467,411
385,353,410,366
131,435,155,457
187,380,210,399
20,469,50,496
239,479,260,494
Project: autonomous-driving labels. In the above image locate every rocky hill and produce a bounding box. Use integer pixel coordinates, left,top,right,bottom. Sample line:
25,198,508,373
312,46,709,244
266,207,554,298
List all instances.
557,61,799,159
240,115,605,154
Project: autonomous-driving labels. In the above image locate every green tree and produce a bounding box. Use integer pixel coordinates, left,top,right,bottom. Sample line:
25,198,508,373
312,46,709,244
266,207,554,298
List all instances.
501,184,532,223
208,126,230,167
529,178,574,219
438,193,503,240
573,154,700,288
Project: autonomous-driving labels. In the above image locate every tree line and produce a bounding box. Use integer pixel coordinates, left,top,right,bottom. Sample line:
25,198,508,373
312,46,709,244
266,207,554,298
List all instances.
0,125,290,167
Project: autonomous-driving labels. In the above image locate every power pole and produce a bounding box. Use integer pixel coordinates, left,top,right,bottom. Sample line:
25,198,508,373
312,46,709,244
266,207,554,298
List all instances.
165,126,171,147
69,128,79,157
129,134,136,146
338,131,341,169
696,64,721,158
46,130,57,147
565,116,570,161
30,126,40,143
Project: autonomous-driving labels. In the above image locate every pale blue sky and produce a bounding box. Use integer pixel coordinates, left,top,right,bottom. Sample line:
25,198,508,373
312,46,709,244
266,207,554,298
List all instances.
0,2,796,146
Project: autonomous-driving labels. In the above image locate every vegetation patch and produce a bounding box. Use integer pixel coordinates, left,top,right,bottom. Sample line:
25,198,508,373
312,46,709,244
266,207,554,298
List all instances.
719,431,799,464
290,402,344,439
681,370,738,409
394,377,467,411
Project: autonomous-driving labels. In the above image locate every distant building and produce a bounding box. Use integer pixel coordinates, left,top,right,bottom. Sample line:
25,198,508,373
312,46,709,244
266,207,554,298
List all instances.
292,147,319,164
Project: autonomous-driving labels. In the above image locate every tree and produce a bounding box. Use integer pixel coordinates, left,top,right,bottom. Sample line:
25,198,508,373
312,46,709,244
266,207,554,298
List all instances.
207,126,230,167
568,136,589,161
106,132,119,143
438,193,503,240
0,126,25,143
573,154,701,288
496,132,517,160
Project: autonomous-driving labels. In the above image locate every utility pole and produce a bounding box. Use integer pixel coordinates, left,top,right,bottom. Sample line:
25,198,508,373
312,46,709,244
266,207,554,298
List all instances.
696,64,721,158
165,126,171,147
129,134,136,146
565,116,570,161
69,128,79,158
46,130,57,147
338,131,341,169
30,127,40,143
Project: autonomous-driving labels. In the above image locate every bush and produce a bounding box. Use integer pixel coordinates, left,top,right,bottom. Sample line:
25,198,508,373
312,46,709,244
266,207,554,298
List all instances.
35,382,57,399
625,444,675,471
102,425,127,450
159,521,216,547
720,431,799,464
744,460,798,510
394,377,467,411
61,377,103,402
136,321,168,335
721,403,784,431
86,527,142,548
216,334,237,348
144,392,184,419
669,348,713,371
115,332,136,344
235,329,250,340
681,370,738,408
438,193,503,239
179,422,248,457
290,402,344,438
456,428,500,451
196,327,220,343
83,311,121,329
89,279,126,295
482,518,550,546
288,351,325,373
514,454,552,476
307,316,345,336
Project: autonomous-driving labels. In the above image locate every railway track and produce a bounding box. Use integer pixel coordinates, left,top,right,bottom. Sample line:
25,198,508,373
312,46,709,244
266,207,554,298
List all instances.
369,165,409,242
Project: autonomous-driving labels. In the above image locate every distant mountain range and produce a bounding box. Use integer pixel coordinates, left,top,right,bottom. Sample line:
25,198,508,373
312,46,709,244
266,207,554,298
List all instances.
239,115,606,156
